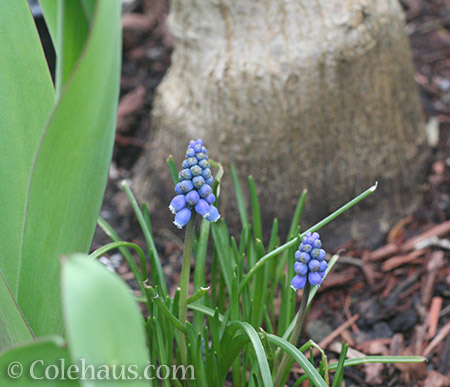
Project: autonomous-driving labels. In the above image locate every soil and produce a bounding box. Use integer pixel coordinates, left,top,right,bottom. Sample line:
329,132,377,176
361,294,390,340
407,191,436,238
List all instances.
90,0,450,385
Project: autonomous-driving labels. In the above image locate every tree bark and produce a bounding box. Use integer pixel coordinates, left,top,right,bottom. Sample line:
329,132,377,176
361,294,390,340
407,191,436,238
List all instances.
133,0,429,248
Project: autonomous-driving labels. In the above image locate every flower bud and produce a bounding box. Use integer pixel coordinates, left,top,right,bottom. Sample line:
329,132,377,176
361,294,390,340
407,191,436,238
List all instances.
169,195,186,214
198,184,212,198
308,272,322,286
195,199,210,218
294,262,308,276
179,168,192,180
199,159,209,169
308,259,320,272
205,193,216,205
206,205,220,222
185,190,200,206
193,175,205,188
179,180,194,193
290,275,307,290
173,208,192,229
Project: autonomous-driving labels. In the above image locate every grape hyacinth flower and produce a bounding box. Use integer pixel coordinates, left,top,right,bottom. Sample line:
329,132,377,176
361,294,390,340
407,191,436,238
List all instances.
291,232,327,290
169,139,221,229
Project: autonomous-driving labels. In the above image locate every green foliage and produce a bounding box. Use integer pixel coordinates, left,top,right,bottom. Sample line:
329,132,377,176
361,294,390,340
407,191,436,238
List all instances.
61,254,149,385
0,0,122,338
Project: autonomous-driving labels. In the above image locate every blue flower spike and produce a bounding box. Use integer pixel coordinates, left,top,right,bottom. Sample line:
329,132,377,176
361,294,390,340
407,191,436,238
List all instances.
291,232,327,290
169,139,221,229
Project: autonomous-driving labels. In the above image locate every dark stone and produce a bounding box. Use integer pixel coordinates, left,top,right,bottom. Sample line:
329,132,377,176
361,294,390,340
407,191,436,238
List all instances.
371,322,394,339
389,309,419,333
357,298,383,326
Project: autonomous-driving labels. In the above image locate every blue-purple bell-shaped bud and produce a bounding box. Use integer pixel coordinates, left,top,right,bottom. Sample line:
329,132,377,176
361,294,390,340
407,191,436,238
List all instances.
169,195,186,214
198,184,212,198
206,205,220,222
179,180,194,193
195,199,210,218
291,275,307,290
185,190,200,206
205,193,216,205
308,272,322,286
294,262,308,276
174,208,192,229
193,175,205,188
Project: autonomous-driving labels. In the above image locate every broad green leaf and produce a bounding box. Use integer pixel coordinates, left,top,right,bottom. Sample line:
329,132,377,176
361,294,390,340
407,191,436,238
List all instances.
40,0,90,65
61,254,149,385
0,0,54,295
0,272,34,351
0,336,79,386
17,0,122,336
56,0,90,91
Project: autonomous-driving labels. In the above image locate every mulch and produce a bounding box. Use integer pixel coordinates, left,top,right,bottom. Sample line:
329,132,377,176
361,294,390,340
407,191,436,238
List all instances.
92,0,450,385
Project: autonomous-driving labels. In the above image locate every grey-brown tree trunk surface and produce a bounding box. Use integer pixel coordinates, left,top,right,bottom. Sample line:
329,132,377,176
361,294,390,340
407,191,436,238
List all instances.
133,0,429,248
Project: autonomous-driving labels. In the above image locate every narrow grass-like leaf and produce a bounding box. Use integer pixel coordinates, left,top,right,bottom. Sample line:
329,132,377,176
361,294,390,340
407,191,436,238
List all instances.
266,334,327,387
226,322,274,387
62,254,149,384
17,0,122,337
122,180,168,297
188,303,225,322
332,342,348,387
0,272,34,351
239,183,377,293
188,287,210,304
295,355,426,385
287,189,308,241
0,0,54,295
248,176,262,240
193,219,211,291
144,285,187,334
231,164,249,228
167,155,179,185
89,241,146,281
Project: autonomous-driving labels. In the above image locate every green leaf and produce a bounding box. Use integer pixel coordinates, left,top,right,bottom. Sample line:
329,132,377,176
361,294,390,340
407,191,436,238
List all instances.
331,342,348,387
266,334,328,387
0,0,54,295
62,254,149,384
55,0,90,94
248,176,262,241
224,322,273,387
17,0,122,337
0,336,79,386
0,272,34,351
231,165,249,228
239,183,378,293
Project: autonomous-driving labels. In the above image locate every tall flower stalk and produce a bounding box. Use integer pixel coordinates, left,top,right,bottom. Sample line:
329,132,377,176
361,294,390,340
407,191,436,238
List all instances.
275,232,326,385
169,139,220,365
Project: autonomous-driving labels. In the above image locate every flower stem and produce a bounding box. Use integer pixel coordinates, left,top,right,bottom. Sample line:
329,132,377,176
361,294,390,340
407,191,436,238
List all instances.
274,283,311,386
178,216,196,366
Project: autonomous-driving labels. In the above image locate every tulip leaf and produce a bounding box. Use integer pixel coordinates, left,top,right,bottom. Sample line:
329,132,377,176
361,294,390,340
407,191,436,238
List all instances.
0,0,54,296
61,254,149,385
17,0,122,336
0,336,79,386
0,272,34,352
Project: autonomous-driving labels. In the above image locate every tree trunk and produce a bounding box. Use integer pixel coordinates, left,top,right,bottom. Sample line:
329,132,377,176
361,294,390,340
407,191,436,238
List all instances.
133,0,429,248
